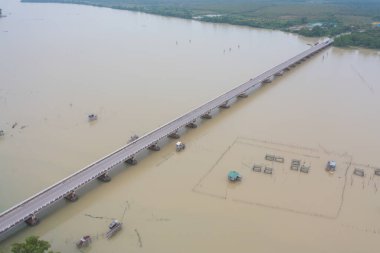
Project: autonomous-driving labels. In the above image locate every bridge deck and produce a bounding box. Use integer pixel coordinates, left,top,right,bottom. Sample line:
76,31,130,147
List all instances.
0,39,332,238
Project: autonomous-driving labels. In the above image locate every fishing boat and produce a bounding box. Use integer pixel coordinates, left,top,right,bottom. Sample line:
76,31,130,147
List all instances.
76,235,91,248
106,220,122,239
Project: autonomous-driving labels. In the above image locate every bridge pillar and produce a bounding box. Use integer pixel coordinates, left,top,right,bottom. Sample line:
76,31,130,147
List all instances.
168,131,180,139
25,214,39,226
126,157,138,165
201,111,212,119
186,120,198,128
219,101,230,109
148,142,161,151
238,93,248,98
65,191,78,202
263,77,273,83
97,172,111,182
275,71,284,76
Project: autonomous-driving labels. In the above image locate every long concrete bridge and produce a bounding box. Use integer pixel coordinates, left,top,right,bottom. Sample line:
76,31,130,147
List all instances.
0,39,333,240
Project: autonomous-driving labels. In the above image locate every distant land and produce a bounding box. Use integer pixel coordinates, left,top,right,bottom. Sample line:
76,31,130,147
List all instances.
23,0,380,49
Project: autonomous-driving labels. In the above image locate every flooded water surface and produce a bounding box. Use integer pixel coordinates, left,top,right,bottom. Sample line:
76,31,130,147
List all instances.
0,0,380,252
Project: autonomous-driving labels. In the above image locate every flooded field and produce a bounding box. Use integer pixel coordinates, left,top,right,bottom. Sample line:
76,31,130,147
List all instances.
0,0,380,252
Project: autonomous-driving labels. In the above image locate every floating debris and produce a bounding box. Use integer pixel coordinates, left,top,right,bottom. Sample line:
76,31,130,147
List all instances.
88,114,97,121
252,165,262,173
290,159,300,171
263,167,273,175
265,154,284,163
300,165,310,173
375,169,380,176
106,220,122,239
176,141,186,152
76,235,92,248
0,130,4,136
228,171,241,182
12,122,17,129
353,168,365,177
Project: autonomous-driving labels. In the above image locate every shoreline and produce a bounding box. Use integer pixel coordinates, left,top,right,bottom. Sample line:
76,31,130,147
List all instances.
20,0,380,50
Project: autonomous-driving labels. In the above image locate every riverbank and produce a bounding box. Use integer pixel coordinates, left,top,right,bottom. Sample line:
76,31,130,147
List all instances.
22,0,380,50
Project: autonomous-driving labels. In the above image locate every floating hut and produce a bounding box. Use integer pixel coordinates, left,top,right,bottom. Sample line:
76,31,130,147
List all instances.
353,168,365,177
228,171,241,182
176,141,185,152
326,160,336,173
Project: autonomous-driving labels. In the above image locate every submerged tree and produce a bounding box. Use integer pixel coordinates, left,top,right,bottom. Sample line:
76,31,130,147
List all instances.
11,236,60,253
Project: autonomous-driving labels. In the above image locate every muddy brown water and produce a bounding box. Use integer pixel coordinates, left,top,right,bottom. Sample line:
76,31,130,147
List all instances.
0,0,380,252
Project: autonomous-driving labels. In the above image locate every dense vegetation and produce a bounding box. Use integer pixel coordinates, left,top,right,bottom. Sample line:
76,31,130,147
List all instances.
22,0,380,49
9,236,60,253
334,29,380,49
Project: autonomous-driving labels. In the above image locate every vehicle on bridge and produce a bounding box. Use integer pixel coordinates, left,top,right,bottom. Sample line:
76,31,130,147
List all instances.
128,134,139,143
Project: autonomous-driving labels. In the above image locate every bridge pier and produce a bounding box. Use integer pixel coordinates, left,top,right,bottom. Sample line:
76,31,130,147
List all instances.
25,214,39,226
126,157,138,165
238,93,248,98
275,70,284,76
168,131,180,139
263,76,273,83
65,191,78,202
219,101,230,109
186,120,198,128
97,172,111,182
148,142,160,151
201,111,212,119
284,67,290,71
